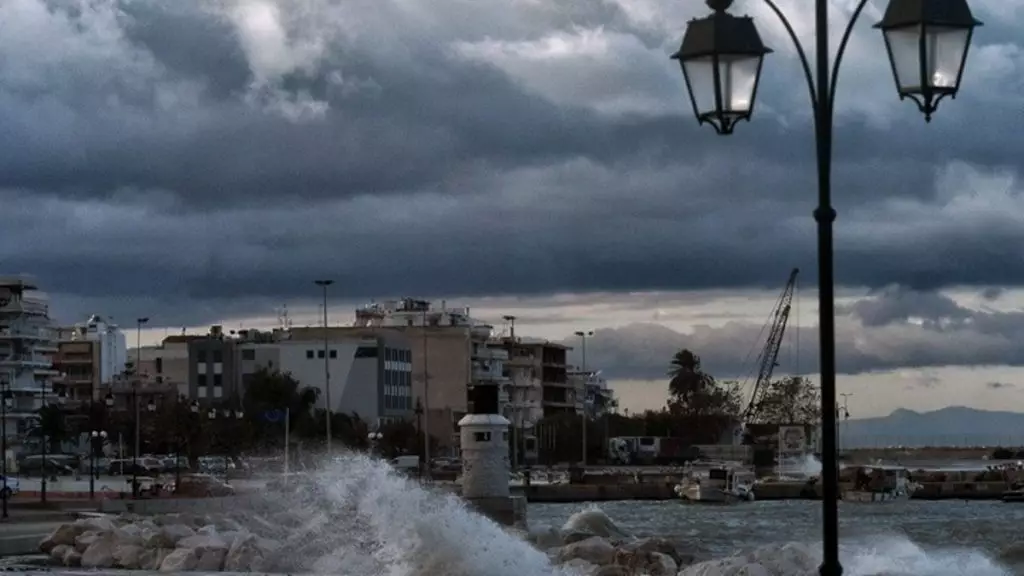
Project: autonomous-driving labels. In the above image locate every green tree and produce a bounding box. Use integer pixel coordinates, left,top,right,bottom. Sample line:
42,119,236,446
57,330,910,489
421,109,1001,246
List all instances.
750,376,820,425
242,368,319,448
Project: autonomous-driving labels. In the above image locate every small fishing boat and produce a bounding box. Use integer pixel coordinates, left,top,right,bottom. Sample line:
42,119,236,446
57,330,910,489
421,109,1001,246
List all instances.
841,466,918,503
674,466,756,504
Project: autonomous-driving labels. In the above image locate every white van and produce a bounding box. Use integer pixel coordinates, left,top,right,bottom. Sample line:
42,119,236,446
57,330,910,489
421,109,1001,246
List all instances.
390,455,420,473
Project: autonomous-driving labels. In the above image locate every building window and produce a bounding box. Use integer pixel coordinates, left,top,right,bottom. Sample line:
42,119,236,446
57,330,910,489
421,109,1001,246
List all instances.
213,374,222,387
155,357,163,373
242,349,255,361
197,374,207,387
213,350,223,363
306,350,314,359
329,350,337,359
318,350,325,359
196,351,206,363
355,347,378,358
213,386,223,398
198,386,207,399
474,432,491,443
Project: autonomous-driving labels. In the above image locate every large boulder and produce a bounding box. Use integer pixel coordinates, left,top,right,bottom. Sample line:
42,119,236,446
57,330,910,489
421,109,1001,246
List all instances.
40,523,82,553
561,509,631,542
160,547,199,572
177,531,230,554
615,536,691,567
223,533,273,572
138,548,173,571
558,536,616,566
112,543,145,569
81,536,117,569
74,531,103,553
195,548,227,571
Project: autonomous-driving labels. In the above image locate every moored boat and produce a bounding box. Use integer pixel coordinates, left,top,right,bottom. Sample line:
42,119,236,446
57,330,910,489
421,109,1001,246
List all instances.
841,466,918,503
674,466,756,504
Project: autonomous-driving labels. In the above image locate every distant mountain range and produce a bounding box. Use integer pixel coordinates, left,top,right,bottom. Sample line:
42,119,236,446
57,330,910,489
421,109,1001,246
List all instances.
842,406,1024,448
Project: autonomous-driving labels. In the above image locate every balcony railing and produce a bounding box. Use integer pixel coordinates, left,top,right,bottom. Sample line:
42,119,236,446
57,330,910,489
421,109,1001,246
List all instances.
0,327,54,341
0,300,48,316
0,355,52,367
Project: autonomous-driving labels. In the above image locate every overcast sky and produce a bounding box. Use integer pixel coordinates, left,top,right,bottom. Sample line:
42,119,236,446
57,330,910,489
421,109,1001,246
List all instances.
2,0,1023,418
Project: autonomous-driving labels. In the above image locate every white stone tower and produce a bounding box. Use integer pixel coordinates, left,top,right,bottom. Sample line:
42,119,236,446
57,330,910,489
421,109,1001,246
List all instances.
458,413,510,499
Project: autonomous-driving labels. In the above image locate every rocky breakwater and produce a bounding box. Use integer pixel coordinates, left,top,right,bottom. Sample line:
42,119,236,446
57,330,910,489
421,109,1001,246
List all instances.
528,509,822,576
36,510,316,572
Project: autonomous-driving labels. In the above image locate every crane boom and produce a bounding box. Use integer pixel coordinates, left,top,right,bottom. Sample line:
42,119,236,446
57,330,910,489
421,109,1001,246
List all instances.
743,268,799,421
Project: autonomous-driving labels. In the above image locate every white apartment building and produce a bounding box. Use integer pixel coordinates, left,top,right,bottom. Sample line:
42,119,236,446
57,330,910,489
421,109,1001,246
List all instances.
492,339,544,429
59,315,127,384
0,277,60,437
569,368,615,416
237,335,413,421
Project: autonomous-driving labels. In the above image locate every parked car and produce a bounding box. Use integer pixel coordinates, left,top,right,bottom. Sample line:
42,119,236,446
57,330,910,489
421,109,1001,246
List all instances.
0,476,20,498
173,474,235,497
107,458,161,476
19,456,75,477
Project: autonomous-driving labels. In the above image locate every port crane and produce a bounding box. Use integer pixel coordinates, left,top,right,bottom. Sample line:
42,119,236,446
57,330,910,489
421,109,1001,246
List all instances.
742,268,799,423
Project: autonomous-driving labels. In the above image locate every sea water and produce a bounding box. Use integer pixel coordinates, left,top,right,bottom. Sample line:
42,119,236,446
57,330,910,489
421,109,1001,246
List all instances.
16,454,1020,575
274,455,1018,575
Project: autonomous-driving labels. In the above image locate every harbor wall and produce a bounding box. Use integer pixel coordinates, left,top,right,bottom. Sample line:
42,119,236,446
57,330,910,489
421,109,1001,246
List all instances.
514,480,1012,502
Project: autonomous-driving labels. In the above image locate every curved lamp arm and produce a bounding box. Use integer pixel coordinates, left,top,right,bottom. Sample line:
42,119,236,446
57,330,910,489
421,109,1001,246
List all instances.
828,0,872,122
761,0,872,117
762,0,819,111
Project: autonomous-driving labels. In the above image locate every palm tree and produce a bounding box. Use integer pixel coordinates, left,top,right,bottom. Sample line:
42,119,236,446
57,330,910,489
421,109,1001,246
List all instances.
35,404,68,453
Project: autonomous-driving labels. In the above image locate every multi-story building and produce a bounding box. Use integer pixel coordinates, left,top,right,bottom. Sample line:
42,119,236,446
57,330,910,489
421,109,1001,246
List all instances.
492,336,574,418
52,339,100,406
135,335,198,399
350,298,497,451
55,315,129,405
238,329,413,425
0,277,60,437
181,327,414,426
568,368,615,416
187,326,237,403
491,337,544,428
57,316,126,384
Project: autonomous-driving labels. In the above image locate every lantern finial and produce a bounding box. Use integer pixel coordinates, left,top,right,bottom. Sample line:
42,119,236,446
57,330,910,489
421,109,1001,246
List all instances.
706,0,733,12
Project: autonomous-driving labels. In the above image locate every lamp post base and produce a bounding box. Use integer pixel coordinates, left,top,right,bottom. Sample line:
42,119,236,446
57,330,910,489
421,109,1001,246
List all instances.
819,562,843,576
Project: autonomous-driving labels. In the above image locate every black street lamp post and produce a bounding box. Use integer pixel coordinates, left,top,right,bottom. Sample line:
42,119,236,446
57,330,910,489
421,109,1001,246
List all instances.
89,430,107,499
414,398,424,476
1,388,11,519
367,431,383,456
672,1,982,573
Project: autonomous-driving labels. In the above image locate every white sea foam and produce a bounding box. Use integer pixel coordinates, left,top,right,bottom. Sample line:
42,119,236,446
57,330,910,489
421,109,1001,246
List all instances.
273,454,1010,576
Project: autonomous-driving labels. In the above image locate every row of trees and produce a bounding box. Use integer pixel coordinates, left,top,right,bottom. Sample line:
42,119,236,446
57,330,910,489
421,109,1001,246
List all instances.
33,368,428,462
32,350,820,464
665,348,821,444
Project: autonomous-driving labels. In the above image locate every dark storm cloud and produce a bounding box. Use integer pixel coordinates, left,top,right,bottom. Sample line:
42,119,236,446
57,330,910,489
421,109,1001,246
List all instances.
564,286,1024,381
0,0,1023,329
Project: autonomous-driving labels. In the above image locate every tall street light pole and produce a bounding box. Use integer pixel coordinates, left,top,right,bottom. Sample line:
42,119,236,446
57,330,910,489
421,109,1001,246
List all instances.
574,330,593,467
1,384,9,519
134,317,149,498
314,280,334,455
421,308,430,475
503,314,518,469
673,1,982,573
